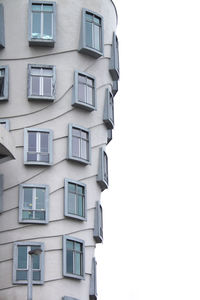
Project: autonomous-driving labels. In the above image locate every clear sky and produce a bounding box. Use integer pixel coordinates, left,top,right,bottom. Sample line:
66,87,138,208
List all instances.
96,1,200,300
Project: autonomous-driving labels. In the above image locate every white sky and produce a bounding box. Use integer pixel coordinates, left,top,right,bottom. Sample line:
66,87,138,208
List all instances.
96,1,200,300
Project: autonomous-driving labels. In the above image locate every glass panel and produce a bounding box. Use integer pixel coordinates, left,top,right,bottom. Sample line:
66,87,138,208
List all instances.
39,153,49,162
31,250,40,269
33,270,41,281
31,68,41,76
74,252,81,275
31,76,40,96
67,249,73,274
32,4,41,11
72,128,81,137
43,77,52,96
86,12,93,22
87,78,93,86
68,183,75,193
40,132,48,153
28,132,36,152
36,188,45,209
16,270,27,281
0,69,5,76
22,210,33,220
94,16,101,25
94,25,100,50
72,136,80,158
43,4,53,12
81,140,88,160
78,74,86,83
32,12,41,38
42,68,52,76
66,240,73,250
77,195,83,217
43,13,52,39
75,242,81,251
68,192,76,214
78,83,86,102
23,188,33,209
77,185,84,195
87,86,93,105
86,21,92,48
35,211,45,220
0,77,4,97
18,246,27,269
27,152,37,161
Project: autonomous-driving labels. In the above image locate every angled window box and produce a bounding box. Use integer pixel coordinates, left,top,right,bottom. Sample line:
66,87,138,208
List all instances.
109,32,120,81
0,119,10,131
93,201,103,243
112,80,118,97
96,148,108,191
0,66,8,101
72,71,96,111
89,258,97,300
79,8,104,58
107,129,112,145
103,89,114,129
28,0,56,47
0,4,5,49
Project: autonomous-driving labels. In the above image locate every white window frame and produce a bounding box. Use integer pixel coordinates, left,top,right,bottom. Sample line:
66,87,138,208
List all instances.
0,65,8,101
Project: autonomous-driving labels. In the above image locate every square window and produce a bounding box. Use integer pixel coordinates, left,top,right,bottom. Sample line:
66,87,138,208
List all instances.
29,1,56,47
0,66,8,101
79,9,104,58
24,128,53,166
93,201,103,243
72,71,96,111
0,119,10,131
0,4,5,49
63,235,85,280
109,33,120,81
13,242,44,285
19,184,49,224
68,124,91,165
103,89,114,129
64,179,86,221
28,64,56,101
96,148,108,191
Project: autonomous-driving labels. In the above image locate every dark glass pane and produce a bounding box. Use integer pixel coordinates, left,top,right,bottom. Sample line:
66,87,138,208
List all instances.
77,195,83,217
22,210,33,220
67,249,73,274
86,12,93,22
32,4,41,11
66,240,73,250
75,252,81,275
94,25,100,50
40,132,48,153
32,252,40,269
16,270,27,281
72,136,80,158
78,83,86,102
72,128,81,137
43,5,53,12
24,188,33,209
87,86,93,105
68,183,75,193
94,16,101,25
75,242,81,252
28,132,36,152
81,131,88,140
33,270,41,281
86,21,92,48
36,188,45,209
43,13,52,39
31,76,40,96
32,12,41,38
0,77,4,97
27,152,37,162
77,185,84,195
18,246,27,269
78,74,86,83
43,77,52,96
68,192,76,214
35,211,45,220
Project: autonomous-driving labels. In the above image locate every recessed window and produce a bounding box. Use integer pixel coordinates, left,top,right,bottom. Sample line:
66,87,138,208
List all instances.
28,64,56,101
63,235,85,280
0,66,8,101
79,9,104,58
103,89,114,129
13,242,44,285
0,119,10,131
109,33,120,81
64,179,86,221
0,4,5,49
89,258,97,300
68,124,91,165
19,184,49,224
29,1,56,47
93,201,103,243
97,148,108,191
72,71,96,111
0,174,3,213
24,128,53,166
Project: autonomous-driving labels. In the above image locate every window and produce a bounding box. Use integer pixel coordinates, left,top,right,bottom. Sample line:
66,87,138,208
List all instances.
28,64,56,101
89,258,97,300
13,242,44,285
72,71,96,111
63,235,85,280
93,201,103,243
103,89,114,129
112,80,118,97
29,1,56,47
107,129,112,145
0,4,5,49
19,184,49,224
0,174,3,213
24,128,53,165
79,9,104,58
109,33,120,81
0,66,8,101
0,119,10,131
96,148,108,191
64,179,86,221
68,124,91,165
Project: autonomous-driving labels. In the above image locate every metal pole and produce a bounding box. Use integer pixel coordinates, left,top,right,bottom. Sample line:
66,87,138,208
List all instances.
27,253,32,300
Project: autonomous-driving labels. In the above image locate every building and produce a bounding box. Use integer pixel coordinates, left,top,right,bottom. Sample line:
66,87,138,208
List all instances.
0,0,119,299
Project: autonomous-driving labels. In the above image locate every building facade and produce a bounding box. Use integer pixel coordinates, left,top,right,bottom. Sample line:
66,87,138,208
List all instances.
0,0,119,299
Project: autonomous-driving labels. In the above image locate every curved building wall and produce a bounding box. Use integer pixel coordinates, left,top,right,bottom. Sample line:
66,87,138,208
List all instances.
0,1,118,299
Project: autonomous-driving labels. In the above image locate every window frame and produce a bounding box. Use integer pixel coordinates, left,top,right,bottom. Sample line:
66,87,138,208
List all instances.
0,4,5,49
0,65,8,101
103,88,114,129
112,80,118,97
28,64,56,101
63,235,85,280
0,119,10,131
89,257,97,300
24,127,53,166
96,148,108,191
93,201,103,243
109,33,120,81
13,241,44,285
79,8,104,58
0,174,3,213
28,0,56,47
68,124,91,165
64,179,87,221
19,184,49,224
72,71,96,111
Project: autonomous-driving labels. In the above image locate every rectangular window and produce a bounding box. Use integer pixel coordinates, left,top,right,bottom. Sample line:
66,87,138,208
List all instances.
64,179,86,221
68,124,91,165
93,201,103,243
13,242,44,285
63,235,85,280
0,4,5,49
28,64,56,101
97,148,108,191
0,66,8,101
89,258,97,300
19,184,49,224
72,71,96,111
0,119,10,131
29,1,56,47
24,128,53,166
109,33,120,81
79,9,104,58
103,89,114,129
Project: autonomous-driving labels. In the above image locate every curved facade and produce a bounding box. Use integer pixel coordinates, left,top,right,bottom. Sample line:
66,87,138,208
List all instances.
0,1,119,299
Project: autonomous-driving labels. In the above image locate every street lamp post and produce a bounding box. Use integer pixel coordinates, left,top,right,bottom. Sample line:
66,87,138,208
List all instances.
27,248,42,300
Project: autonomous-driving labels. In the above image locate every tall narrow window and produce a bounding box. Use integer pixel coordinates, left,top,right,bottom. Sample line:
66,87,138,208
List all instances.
97,148,108,191
0,66,8,101
29,1,56,47
24,128,53,165
28,64,56,101
68,124,91,165
93,201,103,243
79,9,104,58
103,89,114,129
19,184,49,224
63,236,85,280
13,242,44,285
0,4,5,49
89,258,97,300
109,33,120,81
72,71,96,111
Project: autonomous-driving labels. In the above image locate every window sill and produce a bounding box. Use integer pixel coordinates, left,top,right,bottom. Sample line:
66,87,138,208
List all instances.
29,38,55,47
28,95,55,102
79,46,103,59
72,101,96,112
